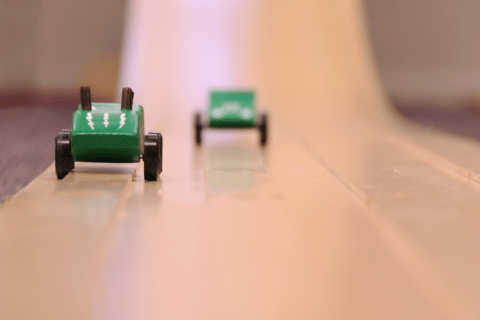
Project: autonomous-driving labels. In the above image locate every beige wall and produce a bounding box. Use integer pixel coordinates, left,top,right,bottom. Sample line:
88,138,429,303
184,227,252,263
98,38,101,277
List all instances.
3,0,479,108
0,1,41,88
366,0,480,108
0,0,126,99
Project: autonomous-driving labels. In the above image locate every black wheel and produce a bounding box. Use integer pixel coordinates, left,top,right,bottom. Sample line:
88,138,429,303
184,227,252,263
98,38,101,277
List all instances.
55,131,74,179
148,131,163,173
259,113,268,146
144,133,161,181
194,112,203,145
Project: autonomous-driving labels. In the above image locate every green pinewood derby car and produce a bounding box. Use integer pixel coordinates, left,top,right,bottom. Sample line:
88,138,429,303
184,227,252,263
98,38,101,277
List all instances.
194,90,268,146
55,86,162,181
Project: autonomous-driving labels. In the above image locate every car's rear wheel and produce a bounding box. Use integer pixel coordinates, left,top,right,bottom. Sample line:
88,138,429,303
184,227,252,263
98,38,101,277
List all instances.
148,131,162,173
194,112,203,145
259,113,268,146
144,133,162,181
55,131,74,179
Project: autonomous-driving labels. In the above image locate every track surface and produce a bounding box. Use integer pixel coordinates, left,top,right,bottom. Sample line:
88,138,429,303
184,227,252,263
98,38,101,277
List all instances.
3,1,480,319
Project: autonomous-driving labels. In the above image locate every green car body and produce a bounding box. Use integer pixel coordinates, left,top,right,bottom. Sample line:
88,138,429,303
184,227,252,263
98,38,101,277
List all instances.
71,103,144,163
208,90,257,128
194,89,268,146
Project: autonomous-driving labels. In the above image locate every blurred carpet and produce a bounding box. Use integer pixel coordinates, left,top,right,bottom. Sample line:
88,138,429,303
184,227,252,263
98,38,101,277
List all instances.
396,105,480,140
0,93,77,204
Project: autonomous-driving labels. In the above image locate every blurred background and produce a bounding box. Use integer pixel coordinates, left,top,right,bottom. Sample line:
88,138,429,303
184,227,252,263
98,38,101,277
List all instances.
2,0,480,202
0,0,126,202
0,0,126,100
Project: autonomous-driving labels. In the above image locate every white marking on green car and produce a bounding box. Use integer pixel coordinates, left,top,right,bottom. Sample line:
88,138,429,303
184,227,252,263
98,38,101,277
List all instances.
212,108,223,119
222,102,241,113
103,113,109,128
86,112,94,130
241,108,253,119
119,113,126,129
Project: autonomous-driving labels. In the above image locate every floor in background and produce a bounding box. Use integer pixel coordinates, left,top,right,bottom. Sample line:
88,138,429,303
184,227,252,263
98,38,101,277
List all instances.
396,105,480,141
2,102,480,204
0,103,76,203
0,90,116,204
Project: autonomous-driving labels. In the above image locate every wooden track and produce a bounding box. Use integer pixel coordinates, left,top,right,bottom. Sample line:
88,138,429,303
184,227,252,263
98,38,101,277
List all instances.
2,1,480,319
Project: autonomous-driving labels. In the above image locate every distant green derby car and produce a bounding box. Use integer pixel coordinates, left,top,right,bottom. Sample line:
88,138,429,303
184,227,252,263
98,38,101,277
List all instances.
194,90,268,146
55,86,162,181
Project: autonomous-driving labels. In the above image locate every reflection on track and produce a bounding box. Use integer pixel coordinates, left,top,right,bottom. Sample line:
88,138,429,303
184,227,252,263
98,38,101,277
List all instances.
0,161,138,319
203,131,265,191
54,163,137,235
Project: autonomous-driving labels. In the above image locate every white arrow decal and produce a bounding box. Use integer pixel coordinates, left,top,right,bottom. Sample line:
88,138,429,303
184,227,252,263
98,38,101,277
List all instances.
86,112,94,130
119,113,126,129
103,113,109,128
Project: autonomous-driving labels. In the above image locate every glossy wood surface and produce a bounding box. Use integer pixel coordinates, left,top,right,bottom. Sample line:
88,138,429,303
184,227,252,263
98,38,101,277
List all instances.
2,1,480,319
